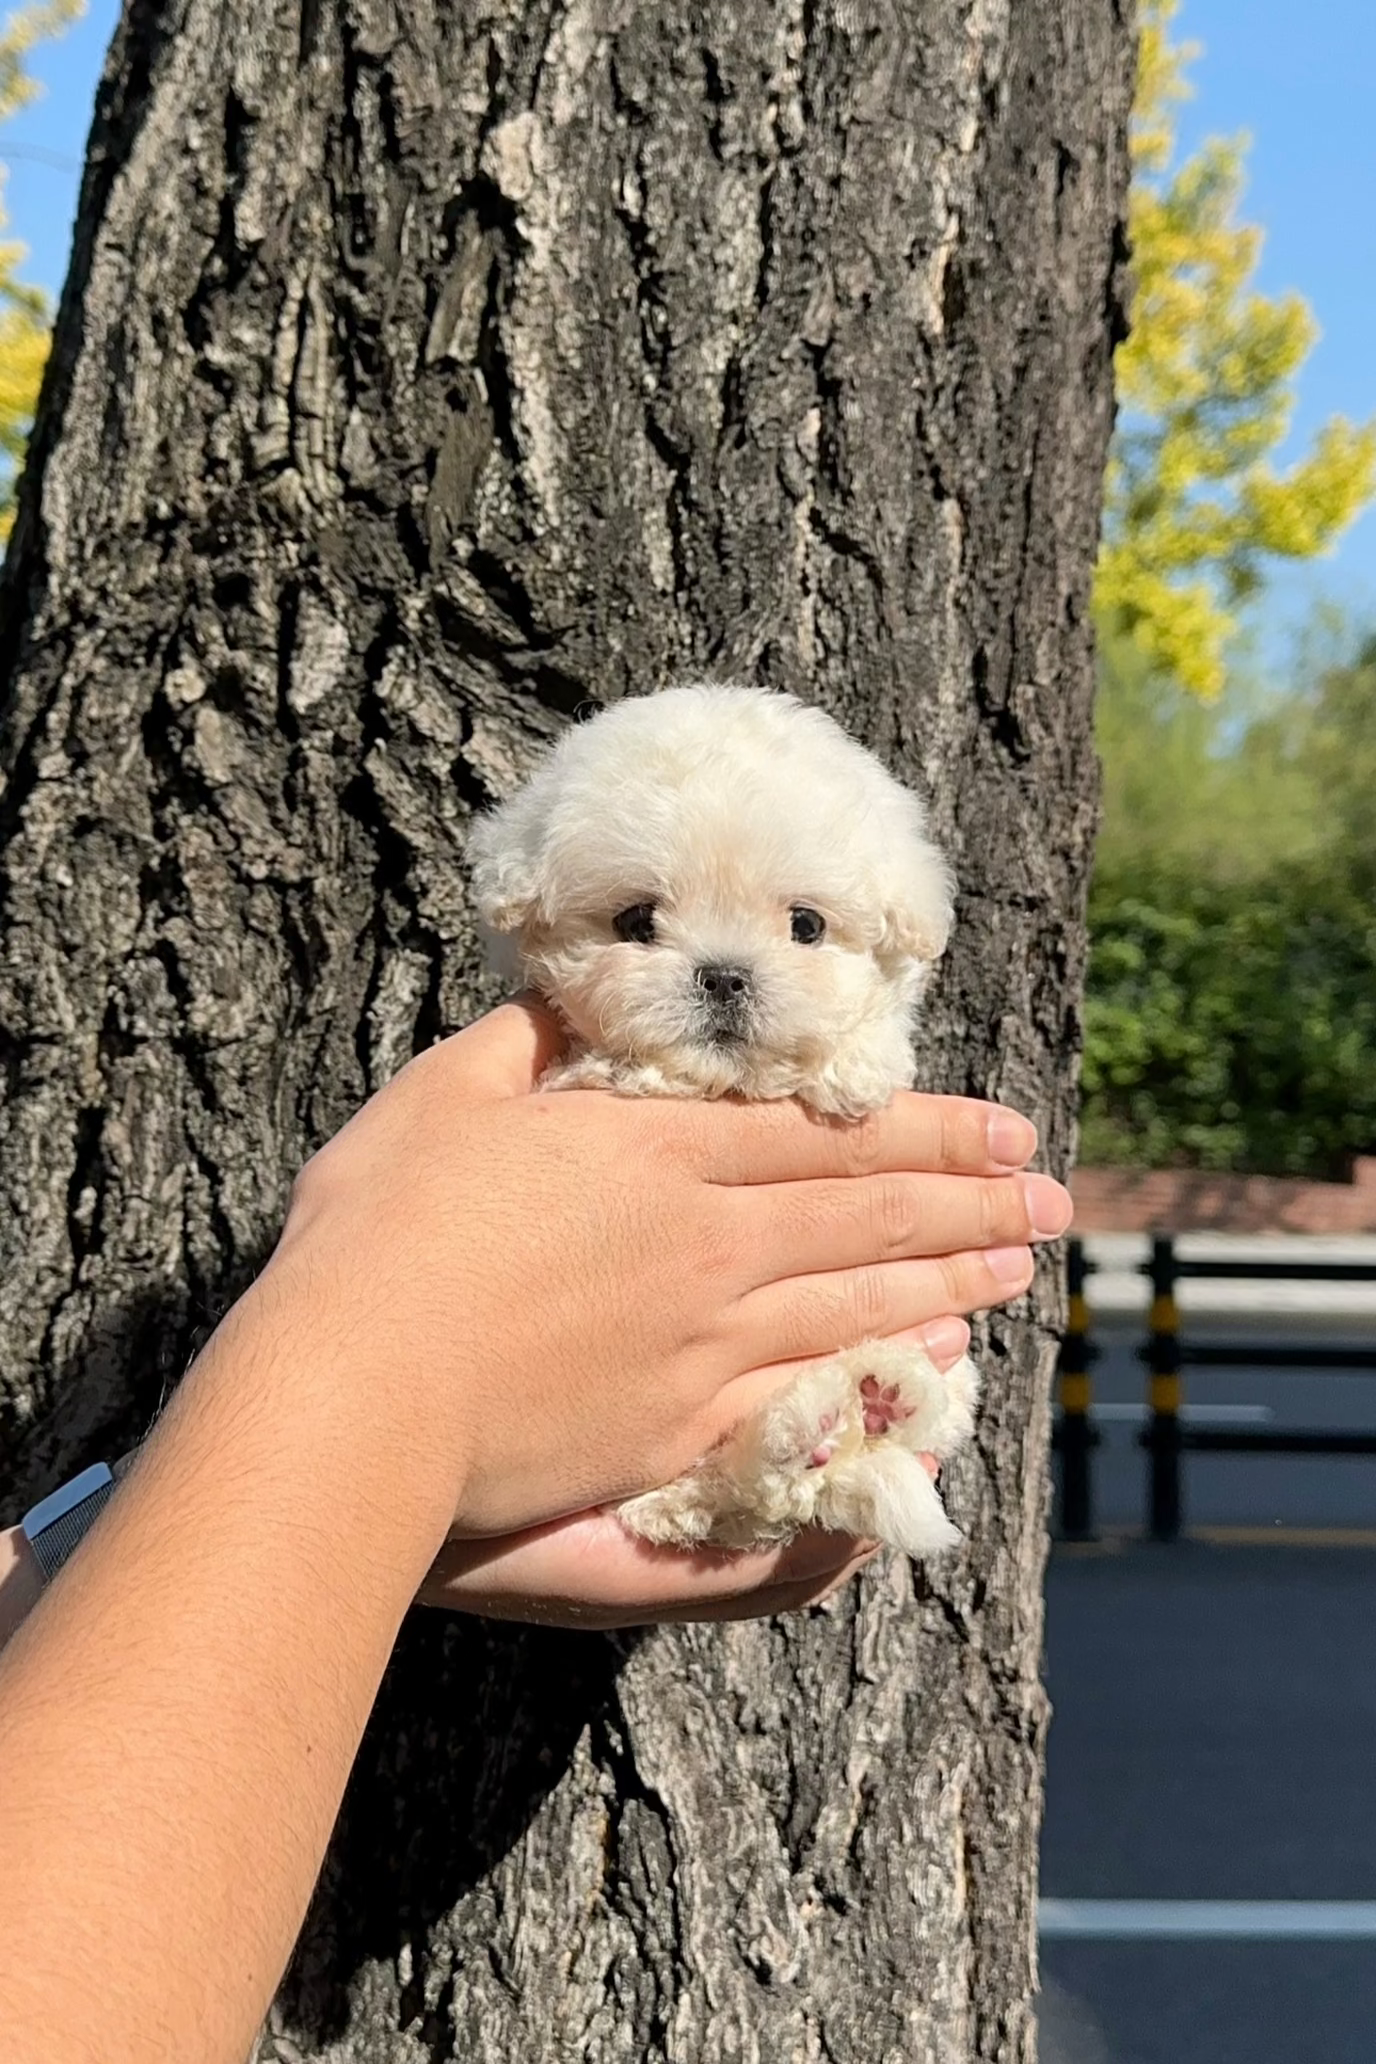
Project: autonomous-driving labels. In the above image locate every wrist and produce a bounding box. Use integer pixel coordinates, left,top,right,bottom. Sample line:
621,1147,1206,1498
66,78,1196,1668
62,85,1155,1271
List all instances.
208,1254,474,1574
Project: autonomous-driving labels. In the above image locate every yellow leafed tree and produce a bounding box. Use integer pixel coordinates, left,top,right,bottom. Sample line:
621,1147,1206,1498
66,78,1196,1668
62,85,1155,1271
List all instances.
1096,0,1376,696
0,0,82,541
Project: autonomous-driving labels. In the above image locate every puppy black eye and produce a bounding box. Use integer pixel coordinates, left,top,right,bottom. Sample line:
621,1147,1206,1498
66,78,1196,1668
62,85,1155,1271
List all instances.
790,906,826,945
614,902,657,945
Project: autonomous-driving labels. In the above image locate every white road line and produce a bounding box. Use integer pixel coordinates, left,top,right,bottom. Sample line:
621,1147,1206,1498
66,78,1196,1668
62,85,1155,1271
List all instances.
1088,1403,1274,1427
1040,1900,1376,1940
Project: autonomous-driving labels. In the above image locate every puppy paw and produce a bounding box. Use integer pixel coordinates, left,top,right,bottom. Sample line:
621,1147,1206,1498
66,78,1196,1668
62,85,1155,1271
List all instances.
830,1339,979,1462
615,1345,979,1557
746,1360,861,1478
858,1373,917,1438
803,1020,918,1118
816,1444,963,1558
805,1405,845,1471
811,1340,979,1557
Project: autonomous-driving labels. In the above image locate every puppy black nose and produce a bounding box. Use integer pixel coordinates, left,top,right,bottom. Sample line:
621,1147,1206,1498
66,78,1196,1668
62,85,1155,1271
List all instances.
695,963,752,1003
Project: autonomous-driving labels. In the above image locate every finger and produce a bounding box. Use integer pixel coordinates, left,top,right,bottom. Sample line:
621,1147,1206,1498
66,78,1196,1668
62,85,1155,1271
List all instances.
851,1314,971,1374
722,1245,1031,1403
732,1167,1070,1286
811,1548,883,1606
580,1541,883,1626
916,1315,972,1370
690,1091,1039,1187
418,1510,863,1617
667,1546,882,1623
402,996,567,1104
434,1550,880,1630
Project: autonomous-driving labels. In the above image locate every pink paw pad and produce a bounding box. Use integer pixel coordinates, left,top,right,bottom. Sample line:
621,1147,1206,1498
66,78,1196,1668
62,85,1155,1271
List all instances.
860,1374,915,1439
806,1407,840,1470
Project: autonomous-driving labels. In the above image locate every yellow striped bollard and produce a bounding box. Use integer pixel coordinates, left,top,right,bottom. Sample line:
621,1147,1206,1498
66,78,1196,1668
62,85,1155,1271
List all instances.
1056,1238,1096,1539
1146,1234,1183,1540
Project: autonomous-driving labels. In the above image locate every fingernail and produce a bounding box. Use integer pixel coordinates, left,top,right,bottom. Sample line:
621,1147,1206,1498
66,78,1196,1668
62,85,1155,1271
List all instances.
986,1243,1034,1286
919,1315,971,1369
987,1107,1038,1169
1024,1173,1073,1240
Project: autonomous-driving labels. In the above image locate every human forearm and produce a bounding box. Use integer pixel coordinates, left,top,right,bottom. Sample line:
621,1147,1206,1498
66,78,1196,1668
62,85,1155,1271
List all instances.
0,1524,42,1653
0,1273,460,2064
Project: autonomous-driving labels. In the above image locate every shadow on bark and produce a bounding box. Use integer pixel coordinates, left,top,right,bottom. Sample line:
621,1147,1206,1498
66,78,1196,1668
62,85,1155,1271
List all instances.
281,1612,634,2047
0,1275,252,1522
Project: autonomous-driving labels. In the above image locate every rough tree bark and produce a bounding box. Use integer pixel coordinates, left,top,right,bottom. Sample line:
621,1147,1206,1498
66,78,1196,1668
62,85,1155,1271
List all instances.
0,2,1131,2058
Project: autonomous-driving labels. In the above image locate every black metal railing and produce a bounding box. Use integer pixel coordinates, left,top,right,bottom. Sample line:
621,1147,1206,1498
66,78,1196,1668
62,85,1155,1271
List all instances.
1054,1238,1100,1539
1053,1234,1376,1542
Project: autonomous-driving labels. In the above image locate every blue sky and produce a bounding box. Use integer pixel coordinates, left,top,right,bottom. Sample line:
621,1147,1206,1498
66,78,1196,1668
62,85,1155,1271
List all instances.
4,0,1374,657
1167,0,1376,655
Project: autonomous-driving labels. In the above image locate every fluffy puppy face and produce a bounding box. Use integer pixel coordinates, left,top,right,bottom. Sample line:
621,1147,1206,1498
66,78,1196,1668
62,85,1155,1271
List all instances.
468,686,953,1115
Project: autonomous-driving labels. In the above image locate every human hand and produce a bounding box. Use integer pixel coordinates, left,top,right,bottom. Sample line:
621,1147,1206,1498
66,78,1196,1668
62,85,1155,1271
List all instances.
417,1511,885,1627
258,999,1065,1551
416,1329,961,1627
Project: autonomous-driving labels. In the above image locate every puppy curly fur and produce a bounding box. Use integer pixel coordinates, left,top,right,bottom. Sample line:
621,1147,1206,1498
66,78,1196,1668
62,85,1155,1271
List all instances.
469,684,980,1558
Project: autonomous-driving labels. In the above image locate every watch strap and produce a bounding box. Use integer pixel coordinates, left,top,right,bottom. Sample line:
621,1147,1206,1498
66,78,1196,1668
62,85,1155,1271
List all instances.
21,1463,117,1584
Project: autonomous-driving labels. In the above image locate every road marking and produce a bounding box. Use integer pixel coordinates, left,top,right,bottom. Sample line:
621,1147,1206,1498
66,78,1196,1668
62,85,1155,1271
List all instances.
1089,1403,1274,1426
1053,1526,1376,1552
1040,1900,1376,1940
1190,1525,1376,1549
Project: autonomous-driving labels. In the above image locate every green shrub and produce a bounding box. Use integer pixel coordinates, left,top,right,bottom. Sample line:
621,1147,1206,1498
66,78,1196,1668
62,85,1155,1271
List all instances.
1082,866,1376,1176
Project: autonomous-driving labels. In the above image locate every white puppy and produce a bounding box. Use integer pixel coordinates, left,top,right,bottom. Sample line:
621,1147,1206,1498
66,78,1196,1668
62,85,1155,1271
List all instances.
468,685,980,1557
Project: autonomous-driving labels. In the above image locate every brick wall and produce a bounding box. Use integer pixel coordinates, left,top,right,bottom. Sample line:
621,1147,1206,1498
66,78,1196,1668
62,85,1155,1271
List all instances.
1069,1156,1376,1234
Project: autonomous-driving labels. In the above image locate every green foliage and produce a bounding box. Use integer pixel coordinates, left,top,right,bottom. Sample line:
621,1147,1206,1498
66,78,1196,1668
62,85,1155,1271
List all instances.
1095,0,1376,697
1083,623,1376,1175
1293,629,1376,891
1082,867,1376,1177
1093,630,1321,884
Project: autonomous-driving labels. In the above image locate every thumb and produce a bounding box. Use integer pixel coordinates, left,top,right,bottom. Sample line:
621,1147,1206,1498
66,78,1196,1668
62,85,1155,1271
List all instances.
429,994,567,1102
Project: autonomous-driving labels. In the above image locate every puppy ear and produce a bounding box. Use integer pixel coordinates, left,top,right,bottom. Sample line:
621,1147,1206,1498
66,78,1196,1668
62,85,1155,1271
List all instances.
876,835,955,967
466,787,548,935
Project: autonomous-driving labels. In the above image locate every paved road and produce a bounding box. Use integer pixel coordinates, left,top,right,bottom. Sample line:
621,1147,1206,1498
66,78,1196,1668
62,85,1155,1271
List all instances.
1040,1304,1376,2064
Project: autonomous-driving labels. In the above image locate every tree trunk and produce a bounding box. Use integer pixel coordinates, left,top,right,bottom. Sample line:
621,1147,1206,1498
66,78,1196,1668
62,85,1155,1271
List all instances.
0,2,1131,2058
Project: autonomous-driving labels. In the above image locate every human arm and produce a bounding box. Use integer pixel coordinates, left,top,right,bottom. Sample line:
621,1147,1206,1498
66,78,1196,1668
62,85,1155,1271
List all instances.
0,1324,966,1655
0,999,1065,2064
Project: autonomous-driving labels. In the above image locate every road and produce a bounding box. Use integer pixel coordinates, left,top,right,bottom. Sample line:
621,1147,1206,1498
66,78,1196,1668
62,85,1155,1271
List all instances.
1039,1291,1376,2064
